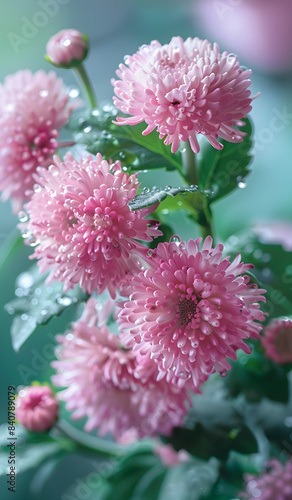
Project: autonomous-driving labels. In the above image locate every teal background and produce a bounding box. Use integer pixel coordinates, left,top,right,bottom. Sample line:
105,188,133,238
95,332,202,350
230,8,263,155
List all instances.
0,1,291,498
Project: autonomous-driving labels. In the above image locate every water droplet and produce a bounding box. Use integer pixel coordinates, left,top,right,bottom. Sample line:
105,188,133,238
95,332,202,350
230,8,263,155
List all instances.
41,309,48,316
21,229,30,239
170,235,181,243
34,288,42,296
142,187,150,194
66,333,74,341
28,234,38,247
161,209,169,215
238,181,246,189
147,250,152,257
6,307,15,315
15,288,24,297
134,335,143,344
31,298,38,306
83,126,92,134
16,272,34,289
122,166,128,172
219,370,228,378
39,90,49,98
33,184,42,193
262,253,271,263
57,296,72,307
164,186,171,191
253,249,263,259
68,87,80,99
91,108,100,117
18,210,29,223
20,314,28,321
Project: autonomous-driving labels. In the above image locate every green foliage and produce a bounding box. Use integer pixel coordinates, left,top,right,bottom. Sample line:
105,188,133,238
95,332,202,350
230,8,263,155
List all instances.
67,105,182,172
5,265,87,351
165,395,258,461
224,229,292,319
128,185,207,211
198,118,253,203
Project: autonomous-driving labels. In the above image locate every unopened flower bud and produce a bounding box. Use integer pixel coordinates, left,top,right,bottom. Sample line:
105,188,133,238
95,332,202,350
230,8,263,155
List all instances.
15,385,58,432
45,29,88,68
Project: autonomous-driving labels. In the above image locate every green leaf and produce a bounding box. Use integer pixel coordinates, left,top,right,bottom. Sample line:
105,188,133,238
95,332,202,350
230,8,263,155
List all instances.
224,229,292,319
165,395,258,461
68,105,182,173
159,459,219,500
0,424,65,476
0,230,23,272
198,118,253,203
5,265,87,351
225,347,290,403
128,185,208,211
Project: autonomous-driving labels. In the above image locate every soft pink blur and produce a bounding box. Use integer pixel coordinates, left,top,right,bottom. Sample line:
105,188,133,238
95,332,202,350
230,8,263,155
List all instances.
195,0,292,73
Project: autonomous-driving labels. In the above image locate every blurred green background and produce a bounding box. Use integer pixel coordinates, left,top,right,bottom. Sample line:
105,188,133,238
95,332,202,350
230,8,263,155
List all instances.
0,0,291,498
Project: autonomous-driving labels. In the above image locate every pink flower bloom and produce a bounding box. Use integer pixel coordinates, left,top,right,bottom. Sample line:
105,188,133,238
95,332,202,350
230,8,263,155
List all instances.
0,70,77,213
261,317,292,364
253,222,292,251
112,36,255,154
46,29,88,66
52,298,189,441
21,153,161,297
153,443,190,467
118,236,266,389
15,385,58,432
242,459,292,500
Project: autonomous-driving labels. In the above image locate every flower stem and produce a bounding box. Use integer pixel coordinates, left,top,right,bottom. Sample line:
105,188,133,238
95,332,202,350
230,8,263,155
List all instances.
74,63,97,109
181,142,198,186
181,142,214,240
54,420,153,459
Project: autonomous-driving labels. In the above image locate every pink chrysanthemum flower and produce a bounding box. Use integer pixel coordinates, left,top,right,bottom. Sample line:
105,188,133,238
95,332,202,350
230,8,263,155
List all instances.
46,29,88,67
242,459,292,500
118,236,266,389
21,153,161,297
0,70,78,213
15,385,58,432
52,298,189,441
112,36,255,154
261,317,292,364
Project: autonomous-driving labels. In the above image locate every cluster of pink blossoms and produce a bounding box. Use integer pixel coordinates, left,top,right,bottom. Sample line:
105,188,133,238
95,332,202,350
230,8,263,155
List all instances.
4,33,268,442
0,70,78,213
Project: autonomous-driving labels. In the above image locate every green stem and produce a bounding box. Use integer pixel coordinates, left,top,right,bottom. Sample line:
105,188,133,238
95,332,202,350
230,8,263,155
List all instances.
74,63,97,109
180,142,214,240
55,420,153,459
181,142,198,186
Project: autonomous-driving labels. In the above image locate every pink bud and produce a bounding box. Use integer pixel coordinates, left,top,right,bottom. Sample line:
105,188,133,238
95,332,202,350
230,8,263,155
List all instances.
15,385,58,432
46,29,88,67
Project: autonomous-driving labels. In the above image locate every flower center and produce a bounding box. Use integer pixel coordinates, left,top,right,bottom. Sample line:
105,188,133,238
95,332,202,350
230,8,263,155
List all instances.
178,297,198,326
